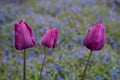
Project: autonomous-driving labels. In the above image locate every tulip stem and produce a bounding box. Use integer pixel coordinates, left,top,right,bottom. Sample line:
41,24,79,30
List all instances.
40,47,47,78
23,49,26,80
82,50,92,80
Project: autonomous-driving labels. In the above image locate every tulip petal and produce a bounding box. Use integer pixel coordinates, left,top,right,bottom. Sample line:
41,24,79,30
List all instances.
24,21,35,44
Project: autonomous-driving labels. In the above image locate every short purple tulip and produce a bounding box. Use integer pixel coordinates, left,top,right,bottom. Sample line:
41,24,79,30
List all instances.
41,28,58,48
83,22,106,51
14,20,35,50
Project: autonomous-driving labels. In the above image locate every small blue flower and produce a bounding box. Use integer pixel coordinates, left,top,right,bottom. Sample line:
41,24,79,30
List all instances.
117,59,120,65
18,59,23,64
111,73,117,80
95,75,102,80
93,51,99,56
115,69,120,74
102,59,108,65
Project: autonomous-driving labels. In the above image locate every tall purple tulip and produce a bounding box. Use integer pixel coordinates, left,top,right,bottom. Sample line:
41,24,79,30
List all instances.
14,20,35,80
82,22,106,80
14,20,35,50
83,22,106,51
41,28,58,48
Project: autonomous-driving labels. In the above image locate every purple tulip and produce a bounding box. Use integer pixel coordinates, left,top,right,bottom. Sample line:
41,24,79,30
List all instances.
83,22,106,51
14,20,35,50
41,28,58,48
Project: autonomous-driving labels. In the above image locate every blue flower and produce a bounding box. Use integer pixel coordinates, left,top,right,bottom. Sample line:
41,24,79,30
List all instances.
95,75,101,80
111,73,117,80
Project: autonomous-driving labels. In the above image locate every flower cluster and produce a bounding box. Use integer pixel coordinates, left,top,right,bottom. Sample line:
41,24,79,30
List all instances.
14,20,106,80
14,20,106,51
14,20,59,50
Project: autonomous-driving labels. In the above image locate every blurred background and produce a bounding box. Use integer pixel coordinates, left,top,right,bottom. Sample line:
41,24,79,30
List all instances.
0,0,120,80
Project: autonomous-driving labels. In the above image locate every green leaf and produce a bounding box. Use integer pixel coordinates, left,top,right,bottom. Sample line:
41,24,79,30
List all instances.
34,68,38,80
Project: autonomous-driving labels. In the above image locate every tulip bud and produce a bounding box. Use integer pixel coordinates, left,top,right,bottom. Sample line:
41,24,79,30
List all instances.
41,28,58,48
83,22,106,51
14,20,35,50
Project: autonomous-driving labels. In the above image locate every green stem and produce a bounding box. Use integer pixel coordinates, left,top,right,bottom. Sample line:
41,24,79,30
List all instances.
23,49,26,80
82,50,92,80
40,47,47,78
